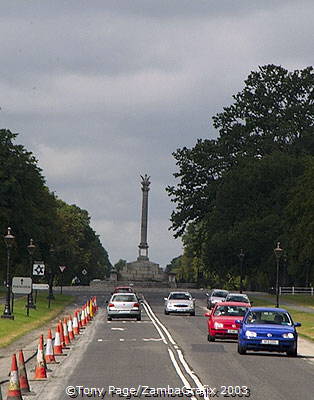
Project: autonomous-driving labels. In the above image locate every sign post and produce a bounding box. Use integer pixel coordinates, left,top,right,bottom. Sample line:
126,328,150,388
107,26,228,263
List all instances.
12,277,32,316
59,266,66,294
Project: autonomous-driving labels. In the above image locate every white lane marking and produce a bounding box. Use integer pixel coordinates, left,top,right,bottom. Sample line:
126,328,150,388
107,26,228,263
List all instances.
177,349,209,400
97,339,103,342
142,303,167,344
168,348,197,400
119,339,125,342
111,328,125,331
143,297,209,398
142,338,163,342
144,301,176,345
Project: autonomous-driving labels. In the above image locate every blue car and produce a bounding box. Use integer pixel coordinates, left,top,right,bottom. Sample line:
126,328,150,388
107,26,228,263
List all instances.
237,307,301,357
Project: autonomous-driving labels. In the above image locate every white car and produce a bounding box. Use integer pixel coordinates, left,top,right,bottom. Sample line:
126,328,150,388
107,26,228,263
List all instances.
107,293,141,321
164,292,195,316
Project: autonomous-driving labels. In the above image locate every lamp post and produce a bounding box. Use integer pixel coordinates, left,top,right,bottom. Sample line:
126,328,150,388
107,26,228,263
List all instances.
274,242,283,308
47,244,55,301
1,227,15,320
26,239,36,312
238,249,245,294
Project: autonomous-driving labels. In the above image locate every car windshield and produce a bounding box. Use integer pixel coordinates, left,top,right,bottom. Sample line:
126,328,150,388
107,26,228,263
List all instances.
169,293,191,300
245,311,292,325
227,295,249,303
112,295,136,302
213,291,228,298
214,305,248,316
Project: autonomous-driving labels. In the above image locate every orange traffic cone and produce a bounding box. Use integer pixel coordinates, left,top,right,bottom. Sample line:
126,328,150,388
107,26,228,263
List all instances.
59,321,66,349
73,312,79,335
86,303,90,322
33,335,47,380
53,324,64,355
68,316,74,341
7,353,23,400
77,309,82,330
63,318,71,346
81,307,86,326
45,329,58,364
89,300,94,319
17,350,32,395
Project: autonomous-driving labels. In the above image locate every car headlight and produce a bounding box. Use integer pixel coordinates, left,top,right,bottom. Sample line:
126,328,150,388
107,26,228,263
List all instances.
214,322,224,329
282,333,294,339
245,330,257,338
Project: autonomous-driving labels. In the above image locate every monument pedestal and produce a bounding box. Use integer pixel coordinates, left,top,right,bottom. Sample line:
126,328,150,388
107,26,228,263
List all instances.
119,257,165,282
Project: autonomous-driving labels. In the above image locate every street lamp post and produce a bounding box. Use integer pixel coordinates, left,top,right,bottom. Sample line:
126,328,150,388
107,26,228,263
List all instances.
26,239,36,313
274,242,283,308
1,227,15,320
47,244,55,301
238,249,245,294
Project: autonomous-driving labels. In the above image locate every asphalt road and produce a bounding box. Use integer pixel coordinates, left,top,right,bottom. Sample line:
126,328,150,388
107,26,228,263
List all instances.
39,289,314,400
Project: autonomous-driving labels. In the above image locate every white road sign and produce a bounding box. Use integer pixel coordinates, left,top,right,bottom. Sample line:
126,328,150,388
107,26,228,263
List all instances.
33,262,45,276
32,283,49,290
82,269,87,275
12,277,32,294
59,266,66,272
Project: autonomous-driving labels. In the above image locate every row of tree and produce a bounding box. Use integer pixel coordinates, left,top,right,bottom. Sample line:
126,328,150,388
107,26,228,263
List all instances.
167,65,314,290
0,129,111,285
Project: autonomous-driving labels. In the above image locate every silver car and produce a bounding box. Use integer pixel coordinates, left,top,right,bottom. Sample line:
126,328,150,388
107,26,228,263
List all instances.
164,292,195,316
206,289,229,309
107,293,141,321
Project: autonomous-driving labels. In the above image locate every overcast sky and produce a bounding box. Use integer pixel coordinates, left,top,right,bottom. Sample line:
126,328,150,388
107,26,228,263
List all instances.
1,1,313,267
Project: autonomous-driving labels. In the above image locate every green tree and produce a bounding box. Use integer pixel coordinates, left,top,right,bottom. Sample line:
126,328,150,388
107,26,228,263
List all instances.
0,129,111,285
167,65,314,289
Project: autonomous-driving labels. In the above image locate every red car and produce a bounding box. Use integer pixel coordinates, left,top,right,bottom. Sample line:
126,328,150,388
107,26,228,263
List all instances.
205,301,250,342
113,286,134,294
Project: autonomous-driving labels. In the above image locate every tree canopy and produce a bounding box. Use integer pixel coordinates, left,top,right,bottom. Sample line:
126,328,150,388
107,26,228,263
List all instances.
167,64,314,289
0,129,111,284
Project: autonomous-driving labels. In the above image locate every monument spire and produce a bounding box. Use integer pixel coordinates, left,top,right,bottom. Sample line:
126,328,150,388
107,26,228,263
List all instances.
138,174,150,260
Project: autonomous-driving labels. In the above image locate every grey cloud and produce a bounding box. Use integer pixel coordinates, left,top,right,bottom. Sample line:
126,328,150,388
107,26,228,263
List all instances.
1,0,313,266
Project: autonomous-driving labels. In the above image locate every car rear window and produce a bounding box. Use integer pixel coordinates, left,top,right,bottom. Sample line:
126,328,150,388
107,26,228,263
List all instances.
112,294,137,302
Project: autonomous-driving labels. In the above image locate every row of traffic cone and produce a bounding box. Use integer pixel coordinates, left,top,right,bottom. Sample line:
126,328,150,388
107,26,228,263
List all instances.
5,296,98,399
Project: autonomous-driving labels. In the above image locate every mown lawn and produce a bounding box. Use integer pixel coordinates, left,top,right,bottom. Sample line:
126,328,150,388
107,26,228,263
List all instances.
0,292,74,347
250,292,314,307
282,294,314,307
249,295,314,341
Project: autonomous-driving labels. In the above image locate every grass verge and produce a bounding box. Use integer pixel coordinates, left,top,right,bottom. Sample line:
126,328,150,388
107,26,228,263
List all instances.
249,295,314,342
0,292,74,348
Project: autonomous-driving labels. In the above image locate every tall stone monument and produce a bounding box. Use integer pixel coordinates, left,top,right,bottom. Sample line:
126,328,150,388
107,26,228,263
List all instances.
119,175,165,282
138,174,150,260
